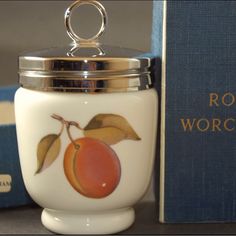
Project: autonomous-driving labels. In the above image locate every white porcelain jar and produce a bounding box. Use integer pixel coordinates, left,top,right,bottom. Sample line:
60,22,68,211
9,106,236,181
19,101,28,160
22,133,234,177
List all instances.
15,1,158,234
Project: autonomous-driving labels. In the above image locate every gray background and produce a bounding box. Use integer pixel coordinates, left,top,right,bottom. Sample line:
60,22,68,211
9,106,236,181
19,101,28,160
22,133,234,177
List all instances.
0,1,152,86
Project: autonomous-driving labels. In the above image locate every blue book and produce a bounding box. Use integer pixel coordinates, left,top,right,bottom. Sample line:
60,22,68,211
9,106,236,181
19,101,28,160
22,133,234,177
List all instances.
0,86,33,208
152,1,236,222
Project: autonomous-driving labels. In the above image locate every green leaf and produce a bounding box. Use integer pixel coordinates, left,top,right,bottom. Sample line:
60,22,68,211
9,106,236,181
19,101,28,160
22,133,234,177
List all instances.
36,134,61,174
84,114,141,145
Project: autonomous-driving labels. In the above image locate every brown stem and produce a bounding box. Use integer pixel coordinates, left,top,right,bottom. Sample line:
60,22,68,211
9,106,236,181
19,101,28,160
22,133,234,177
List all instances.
51,114,83,130
51,114,65,136
66,123,80,150
51,114,81,149
51,114,64,122
68,121,84,131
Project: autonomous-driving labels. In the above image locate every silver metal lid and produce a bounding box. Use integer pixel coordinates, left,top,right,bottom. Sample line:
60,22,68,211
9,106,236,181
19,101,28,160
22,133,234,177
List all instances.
18,0,152,93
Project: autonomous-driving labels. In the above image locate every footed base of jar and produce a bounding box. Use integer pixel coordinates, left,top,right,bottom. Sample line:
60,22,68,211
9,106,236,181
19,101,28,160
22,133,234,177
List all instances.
41,207,135,234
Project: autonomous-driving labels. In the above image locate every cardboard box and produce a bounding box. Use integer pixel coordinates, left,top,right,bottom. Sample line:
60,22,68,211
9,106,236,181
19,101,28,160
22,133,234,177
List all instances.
152,1,236,222
0,86,33,208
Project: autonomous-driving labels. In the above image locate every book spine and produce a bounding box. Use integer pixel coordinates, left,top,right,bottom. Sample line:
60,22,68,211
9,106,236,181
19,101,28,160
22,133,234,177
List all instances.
151,0,165,223
159,0,167,223
151,0,163,56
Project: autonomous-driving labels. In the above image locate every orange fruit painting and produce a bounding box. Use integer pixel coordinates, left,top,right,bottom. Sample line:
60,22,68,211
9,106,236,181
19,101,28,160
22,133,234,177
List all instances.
36,113,141,199
64,137,121,198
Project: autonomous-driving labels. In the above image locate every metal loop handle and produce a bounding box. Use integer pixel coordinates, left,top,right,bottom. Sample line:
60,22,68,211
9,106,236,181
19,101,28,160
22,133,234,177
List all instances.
65,0,108,45
67,44,105,57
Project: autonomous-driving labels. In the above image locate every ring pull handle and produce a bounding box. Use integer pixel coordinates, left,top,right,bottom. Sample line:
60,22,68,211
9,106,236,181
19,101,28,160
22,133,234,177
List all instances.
64,0,108,46
67,44,105,57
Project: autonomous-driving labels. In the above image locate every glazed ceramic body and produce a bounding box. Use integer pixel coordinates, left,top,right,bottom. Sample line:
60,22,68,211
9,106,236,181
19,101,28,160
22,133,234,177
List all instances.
15,87,158,234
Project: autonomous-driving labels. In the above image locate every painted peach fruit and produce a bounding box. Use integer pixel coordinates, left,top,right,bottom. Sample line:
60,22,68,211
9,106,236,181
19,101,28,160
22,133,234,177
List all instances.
64,137,121,198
